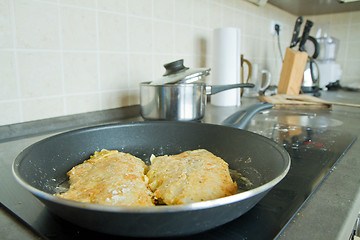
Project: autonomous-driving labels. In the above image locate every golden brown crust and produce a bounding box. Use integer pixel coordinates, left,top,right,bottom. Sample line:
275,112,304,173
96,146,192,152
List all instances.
147,149,237,205
56,150,155,207
57,149,237,206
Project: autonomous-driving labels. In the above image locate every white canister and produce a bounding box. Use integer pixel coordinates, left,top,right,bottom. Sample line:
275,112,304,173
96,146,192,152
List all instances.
211,27,241,106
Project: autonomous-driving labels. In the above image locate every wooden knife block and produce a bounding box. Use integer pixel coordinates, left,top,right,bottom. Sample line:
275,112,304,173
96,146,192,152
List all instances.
277,48,308,95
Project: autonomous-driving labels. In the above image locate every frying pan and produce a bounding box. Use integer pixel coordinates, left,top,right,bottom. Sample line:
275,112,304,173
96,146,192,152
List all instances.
12,103,290,237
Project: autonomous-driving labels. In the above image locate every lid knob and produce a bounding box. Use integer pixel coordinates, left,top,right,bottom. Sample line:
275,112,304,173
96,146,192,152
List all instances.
163,59,189,76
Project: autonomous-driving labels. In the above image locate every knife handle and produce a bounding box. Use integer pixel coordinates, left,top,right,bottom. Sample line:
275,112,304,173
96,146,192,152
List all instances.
290,16,303,48
299,20,314,52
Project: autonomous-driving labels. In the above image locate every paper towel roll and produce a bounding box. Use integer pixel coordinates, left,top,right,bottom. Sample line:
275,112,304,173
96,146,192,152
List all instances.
211,27,241,106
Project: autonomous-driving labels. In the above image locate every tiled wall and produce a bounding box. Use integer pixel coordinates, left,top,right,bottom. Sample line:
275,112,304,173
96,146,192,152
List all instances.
0,0,358,126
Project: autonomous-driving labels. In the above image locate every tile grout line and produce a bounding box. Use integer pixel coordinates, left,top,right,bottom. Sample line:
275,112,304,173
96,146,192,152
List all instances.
9,0,23,123
95,0,102,110
1,89,134,103
172,0,176,59
57,0,67,115
343,12,351,82
151,0,154,83
125,0,131,106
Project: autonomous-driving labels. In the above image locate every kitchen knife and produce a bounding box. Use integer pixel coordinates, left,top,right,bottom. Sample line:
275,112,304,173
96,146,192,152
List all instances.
299,20,314,52
290,16,303,48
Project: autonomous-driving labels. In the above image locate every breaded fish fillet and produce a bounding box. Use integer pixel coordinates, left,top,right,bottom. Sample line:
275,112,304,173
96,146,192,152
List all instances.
56,149,154,207
147,149,237,205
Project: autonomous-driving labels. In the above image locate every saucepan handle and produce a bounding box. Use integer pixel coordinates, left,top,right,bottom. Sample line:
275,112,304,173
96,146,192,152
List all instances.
206,83,254,95
222,102,274,130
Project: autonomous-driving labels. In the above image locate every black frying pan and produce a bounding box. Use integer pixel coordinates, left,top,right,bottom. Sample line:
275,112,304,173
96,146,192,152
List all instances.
12,103,290,237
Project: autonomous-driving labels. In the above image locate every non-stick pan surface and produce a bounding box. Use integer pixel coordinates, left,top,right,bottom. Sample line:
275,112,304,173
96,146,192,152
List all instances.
13,121,290,237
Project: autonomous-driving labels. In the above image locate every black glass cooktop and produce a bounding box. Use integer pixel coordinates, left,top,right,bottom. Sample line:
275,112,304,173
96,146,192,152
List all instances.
1,120,357,240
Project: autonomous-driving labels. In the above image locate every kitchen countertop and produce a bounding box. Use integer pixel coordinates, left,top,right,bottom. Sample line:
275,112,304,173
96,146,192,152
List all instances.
276,90,360,240
1,90,359,240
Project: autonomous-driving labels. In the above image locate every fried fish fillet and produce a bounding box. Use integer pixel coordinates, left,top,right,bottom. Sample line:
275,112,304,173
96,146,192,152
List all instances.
56,149,154,207
147,149,237,205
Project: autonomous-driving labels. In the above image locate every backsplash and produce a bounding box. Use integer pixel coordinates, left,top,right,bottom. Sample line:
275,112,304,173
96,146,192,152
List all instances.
305,12,360,88
1,0,359,126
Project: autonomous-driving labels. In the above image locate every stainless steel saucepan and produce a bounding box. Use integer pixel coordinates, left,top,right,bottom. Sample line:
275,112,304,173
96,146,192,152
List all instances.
140,59,254,121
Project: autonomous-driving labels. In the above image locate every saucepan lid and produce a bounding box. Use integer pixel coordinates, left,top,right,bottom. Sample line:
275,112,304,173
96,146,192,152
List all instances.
150,59,210,85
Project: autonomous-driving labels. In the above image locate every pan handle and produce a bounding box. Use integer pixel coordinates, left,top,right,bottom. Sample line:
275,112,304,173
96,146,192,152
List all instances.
222,102,274,129
206,83,254,95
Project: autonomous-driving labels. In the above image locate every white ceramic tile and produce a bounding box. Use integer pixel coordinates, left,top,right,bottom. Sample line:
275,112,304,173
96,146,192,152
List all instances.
0,0,13,48
224,0,236,8
242,37,258,62
63,52,98,94
14,0,60,49
209,1,223,29
348,23,360,42
128,89,139,105
243,13,256,36
128,54,153,88
263,38,276,61
174,0,192,25
259,3,273,19
313,14,332,26
233,0,248,11
61,6,97,50
336,41,348,62
66,93,100,114
193,0,209,28
0,101,21,125
329,24,349,42
128,16,153,53
174,24,193,55
154,0,174,21
39,0,58,3
99,53,128,90
351,11,360,23
128,0,152,18
246,0,263,14
343,60,360,77
17,51,62,98
0,51,18,100
257,17,268,39
153,21,174,54
346,42,360,60
97,0,127,13
193,27,210,58
60,0,96,8
22,97,64,122
332,12,351,25
101,90,129,109
98,12,127,51
222,5,235,27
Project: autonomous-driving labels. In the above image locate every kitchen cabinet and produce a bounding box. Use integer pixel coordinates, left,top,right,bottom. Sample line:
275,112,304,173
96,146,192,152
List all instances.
268,0,360,15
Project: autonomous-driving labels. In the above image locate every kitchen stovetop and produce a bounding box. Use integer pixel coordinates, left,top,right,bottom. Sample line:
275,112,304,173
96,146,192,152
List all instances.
0,94,359,240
